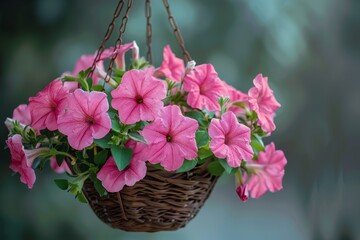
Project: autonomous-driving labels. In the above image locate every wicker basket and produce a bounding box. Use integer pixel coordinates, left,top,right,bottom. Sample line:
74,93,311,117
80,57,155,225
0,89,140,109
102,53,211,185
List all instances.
82,161,218,232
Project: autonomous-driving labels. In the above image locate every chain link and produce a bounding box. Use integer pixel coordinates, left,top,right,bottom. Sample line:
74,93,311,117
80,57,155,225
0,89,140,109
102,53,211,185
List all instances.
105,0,133,82
88,0,125,78
145,0,153,64
162,0,192,63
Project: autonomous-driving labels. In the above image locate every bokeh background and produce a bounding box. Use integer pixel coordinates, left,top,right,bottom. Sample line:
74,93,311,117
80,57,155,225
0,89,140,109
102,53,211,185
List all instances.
1,0,359,239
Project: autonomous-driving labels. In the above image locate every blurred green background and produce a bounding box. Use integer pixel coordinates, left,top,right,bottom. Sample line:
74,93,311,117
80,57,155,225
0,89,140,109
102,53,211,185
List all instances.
1,0,359,239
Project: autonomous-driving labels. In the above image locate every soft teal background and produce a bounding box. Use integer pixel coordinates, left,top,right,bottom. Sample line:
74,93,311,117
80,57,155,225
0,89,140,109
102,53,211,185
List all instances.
1,0,359,239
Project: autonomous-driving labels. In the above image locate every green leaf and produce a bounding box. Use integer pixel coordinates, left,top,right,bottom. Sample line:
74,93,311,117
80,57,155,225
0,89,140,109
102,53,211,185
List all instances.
195,130,209,148
94,149,109,165
54,179,69,190
55,154,65,166
77,192,88,203
111,118,121,133
111,146,133,171
176,159,198,173
92,84,104,91
94,134,112,149
86,78,93,90
250,134,264,160
185,110,208,127
152,164,164,170
218,159,237,174
198,147,213,160
128,132,147,143
207,160,224,176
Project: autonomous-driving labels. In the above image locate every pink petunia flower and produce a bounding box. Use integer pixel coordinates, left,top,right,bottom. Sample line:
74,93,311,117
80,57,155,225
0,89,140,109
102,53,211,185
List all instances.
248,74,281,133
141,105,198,171
13,104,32,125
28,79,68,131
23,147,49,168
246,142,287,198
97,140,147,192
184,64,227,112
102,41,139,70
57,89,111,150
222,82,248,116
6,134,36,189
111,69,167,124
209,111,253,168
156,45,185,82
50,158,72,174
236,183,249,202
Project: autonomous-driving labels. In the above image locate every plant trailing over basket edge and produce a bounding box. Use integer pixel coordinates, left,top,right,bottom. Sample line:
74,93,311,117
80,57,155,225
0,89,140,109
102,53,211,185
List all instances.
4,41,287,204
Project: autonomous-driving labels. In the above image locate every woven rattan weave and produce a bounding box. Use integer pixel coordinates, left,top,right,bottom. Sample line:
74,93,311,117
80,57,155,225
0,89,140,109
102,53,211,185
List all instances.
82,161,218,232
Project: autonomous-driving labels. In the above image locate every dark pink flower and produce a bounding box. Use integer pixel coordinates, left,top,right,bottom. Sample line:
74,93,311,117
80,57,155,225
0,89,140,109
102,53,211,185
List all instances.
6,134,36,189
246,142,287,198
141,105,198,171
28,79,68,131
184,64,227,112
50,158,71,174
156,45,185,82
97,140,147,192
111,69,167,124
248,74,280,133
209,111,253,167
13,104,31,125
57,89,111,150
236,183,249,202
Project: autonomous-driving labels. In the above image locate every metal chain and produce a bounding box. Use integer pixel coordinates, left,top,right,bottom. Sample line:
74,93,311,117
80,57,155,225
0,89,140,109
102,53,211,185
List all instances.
145,0,153,64
105,0,133,82
162,0,192,63
88,0,125,78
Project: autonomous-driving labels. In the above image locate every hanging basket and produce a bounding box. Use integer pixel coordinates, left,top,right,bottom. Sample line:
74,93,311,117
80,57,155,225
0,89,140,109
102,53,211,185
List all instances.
82,160,218,232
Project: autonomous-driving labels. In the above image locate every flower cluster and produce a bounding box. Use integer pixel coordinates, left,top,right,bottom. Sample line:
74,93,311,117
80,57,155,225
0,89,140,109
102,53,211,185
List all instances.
5,42,286,202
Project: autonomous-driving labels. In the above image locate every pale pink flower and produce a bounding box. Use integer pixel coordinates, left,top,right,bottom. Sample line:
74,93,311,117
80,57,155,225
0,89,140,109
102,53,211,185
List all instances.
246,142,287,198
184,64,227,112
97,140,147,192
248,74,281,133
209,111,253,167
141,105,198,171
6,134,36,189
156,45,185,82
13,104,31,125
57,89,111,150
28,79,68,131
102,41,139,70
50,158,71,174
111,69,167,124
222,82,248,116
23,147,49,168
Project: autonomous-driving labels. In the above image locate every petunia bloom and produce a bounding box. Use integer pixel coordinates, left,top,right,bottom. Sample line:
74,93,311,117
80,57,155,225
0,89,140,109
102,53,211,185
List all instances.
50,158,72,174
102,41,139,70
184,64,227,112
111,69,167,124
97,140,147,192
246,142,287,198
156,45,185,82
13,104,32,125
222,82,248,116
209,111,253,168
23,147,49,168
141,105,198,171
248,74,281,133
57,89,111,150
236,183,249,202
6,134,36,189
28,79,68,131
